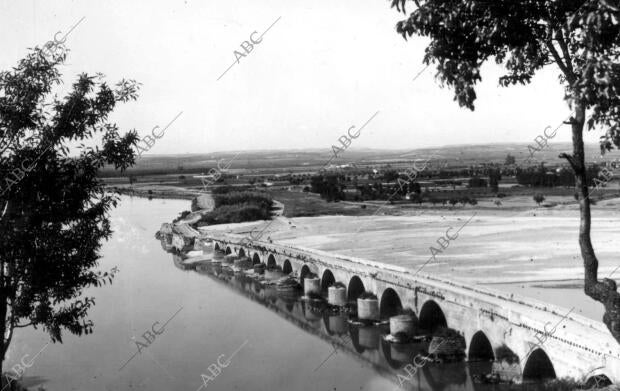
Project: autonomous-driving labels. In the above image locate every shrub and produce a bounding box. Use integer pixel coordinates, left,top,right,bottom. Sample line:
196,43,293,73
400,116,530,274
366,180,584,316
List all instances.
534,193,546,205
198,203,271,225
358,292,377,300
213,191,273,209
495,344,519,365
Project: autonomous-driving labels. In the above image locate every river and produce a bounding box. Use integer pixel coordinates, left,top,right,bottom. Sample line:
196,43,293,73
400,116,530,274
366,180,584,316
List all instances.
8,196,563,391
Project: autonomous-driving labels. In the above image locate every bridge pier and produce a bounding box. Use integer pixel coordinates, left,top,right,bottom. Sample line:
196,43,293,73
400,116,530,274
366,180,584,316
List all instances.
208,237,620,385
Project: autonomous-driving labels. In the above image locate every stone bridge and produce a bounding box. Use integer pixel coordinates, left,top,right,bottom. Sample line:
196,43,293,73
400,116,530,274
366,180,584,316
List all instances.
204,232,620,385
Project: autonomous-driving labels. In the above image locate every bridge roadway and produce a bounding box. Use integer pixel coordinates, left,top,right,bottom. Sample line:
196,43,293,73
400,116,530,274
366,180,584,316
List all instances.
204,232,620,385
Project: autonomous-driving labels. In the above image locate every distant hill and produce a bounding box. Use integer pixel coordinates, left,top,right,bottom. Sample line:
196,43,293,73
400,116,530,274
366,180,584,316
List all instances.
101,142,620,177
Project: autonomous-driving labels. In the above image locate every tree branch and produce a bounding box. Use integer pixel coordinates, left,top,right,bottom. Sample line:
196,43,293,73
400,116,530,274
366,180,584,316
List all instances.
3,319,14,356
0,201,7,222
546,41,574,83
555,29,575,81
559,152,580,172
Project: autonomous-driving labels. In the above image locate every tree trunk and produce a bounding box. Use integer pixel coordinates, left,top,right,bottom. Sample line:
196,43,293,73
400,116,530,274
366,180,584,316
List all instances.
0,262,6,379
571,101,620,343
0,292,6,381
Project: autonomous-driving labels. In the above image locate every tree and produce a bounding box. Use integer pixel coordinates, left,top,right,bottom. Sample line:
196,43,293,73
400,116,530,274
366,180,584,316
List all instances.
0,43,139,374
488,168,502,192
390,0,620,342
505,154,516,165
534,193,546,205
409,181,422,194
468,176,487,188
383,169,399,182
410,193,423,204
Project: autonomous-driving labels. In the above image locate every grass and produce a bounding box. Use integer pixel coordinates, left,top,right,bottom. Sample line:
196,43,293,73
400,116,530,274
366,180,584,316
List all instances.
267,189,387,218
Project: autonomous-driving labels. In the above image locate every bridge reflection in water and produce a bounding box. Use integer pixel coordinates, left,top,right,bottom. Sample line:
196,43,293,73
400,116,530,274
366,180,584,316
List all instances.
169,252,578,391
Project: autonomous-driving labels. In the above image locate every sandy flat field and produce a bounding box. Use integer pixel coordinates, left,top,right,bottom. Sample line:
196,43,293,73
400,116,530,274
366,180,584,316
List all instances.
239,200,620,284
202,196,620,320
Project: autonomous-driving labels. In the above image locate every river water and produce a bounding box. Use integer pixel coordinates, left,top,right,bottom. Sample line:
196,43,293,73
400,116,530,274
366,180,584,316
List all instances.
8,196,558,391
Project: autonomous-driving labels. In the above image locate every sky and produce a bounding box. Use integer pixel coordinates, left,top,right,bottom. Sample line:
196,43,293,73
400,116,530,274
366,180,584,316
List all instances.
0,0,605,155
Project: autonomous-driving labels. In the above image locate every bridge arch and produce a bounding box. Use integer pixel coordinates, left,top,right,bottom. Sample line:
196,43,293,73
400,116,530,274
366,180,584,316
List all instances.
238,248,246,258
252,253,261,265
585,374,612,389
379,288,403,319
225,246,232,255
214,243,221,251
347,276,365,302
468,331,494,362
523,348,556,381
300,265,312,282
419,300,447,332
267,254,277,269
282,260,293,275
321,269,335,293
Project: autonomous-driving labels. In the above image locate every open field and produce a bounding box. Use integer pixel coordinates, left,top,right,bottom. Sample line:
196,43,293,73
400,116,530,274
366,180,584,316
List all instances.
203,199,620,285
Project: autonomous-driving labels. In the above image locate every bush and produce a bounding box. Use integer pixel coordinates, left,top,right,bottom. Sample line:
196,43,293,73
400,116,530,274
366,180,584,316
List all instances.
358,292,377,300
213,191,273,209
495,344,519,364
198,203,271,225
468,176,487,188
534,193,546,205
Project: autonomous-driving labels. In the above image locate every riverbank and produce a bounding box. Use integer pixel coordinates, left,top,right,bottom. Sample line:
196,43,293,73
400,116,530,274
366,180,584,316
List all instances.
109,184,203,201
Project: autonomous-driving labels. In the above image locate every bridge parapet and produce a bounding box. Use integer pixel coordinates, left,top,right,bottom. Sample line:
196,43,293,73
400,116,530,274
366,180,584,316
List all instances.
204,232,620,384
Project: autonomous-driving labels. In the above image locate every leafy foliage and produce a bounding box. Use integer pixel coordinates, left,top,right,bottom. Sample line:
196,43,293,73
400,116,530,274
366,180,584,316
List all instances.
391,0,620,141
0,43,139,360
198,203,272,225
213,191,273,210
310,174,347,202
534,192,546,205
197,190,273,225
389,0,620,342
516,164,600,186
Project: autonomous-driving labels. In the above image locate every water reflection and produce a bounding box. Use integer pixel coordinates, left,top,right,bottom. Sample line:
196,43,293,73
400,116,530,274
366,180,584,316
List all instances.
160,239,557,391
